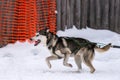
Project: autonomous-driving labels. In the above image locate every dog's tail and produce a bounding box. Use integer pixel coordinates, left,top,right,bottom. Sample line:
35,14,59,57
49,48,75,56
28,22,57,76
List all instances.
95,43,111,53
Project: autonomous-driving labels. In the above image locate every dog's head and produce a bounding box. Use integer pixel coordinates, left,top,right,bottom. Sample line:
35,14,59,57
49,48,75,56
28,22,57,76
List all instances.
30,28,51,46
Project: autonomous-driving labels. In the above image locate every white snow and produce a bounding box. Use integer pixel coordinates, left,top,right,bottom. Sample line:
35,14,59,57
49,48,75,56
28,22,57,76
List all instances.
0,27,120,80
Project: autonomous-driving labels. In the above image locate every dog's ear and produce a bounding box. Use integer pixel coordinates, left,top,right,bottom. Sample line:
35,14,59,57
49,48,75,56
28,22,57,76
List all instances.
38,29,46,35
38,27,50,35
44,27,50,33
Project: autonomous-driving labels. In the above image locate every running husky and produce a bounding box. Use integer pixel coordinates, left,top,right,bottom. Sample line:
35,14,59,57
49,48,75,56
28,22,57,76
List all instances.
30,29,111,73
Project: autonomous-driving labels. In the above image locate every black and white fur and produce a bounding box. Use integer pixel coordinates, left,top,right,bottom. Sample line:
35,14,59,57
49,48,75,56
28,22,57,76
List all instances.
30,29,111,73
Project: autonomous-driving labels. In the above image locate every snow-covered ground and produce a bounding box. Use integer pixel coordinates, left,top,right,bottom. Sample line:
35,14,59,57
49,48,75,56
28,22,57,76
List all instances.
0,27,120,80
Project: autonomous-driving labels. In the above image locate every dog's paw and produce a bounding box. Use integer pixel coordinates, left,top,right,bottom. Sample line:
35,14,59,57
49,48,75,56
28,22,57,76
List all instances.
68,64,73,68
90,68,95,73
63,63,73,68
46,60,52,69
48,64,52,69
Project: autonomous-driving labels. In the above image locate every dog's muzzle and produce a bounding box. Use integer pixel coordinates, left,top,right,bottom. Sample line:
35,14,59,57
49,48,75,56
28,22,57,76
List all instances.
30,38,33,41
34,39,41,46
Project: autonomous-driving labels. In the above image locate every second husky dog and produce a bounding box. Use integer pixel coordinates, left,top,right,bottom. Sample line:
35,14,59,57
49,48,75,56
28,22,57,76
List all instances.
30,29,111,73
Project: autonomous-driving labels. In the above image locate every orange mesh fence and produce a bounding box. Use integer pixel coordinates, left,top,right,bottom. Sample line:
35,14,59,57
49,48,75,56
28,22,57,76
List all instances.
0,0,16,46
0,1,2,46
36,0,49,31
0,0,56,47
13,0,27,42
26,0,37,38
48,0,56,34
36,0,56,34
13,0,37,42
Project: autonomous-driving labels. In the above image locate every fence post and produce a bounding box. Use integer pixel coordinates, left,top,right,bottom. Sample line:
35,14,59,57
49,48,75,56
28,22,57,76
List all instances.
114,0,120,33
95,0,101,28
74,0,81,29
89,0,96,28
61,0,67,31
101,0,109,29
56,0,61,31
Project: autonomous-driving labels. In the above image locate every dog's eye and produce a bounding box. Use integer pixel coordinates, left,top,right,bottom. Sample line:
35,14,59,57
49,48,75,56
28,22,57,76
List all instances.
36,35,39,37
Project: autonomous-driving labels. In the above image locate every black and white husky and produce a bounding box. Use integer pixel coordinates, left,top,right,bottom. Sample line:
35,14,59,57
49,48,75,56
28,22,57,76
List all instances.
30,29,111,73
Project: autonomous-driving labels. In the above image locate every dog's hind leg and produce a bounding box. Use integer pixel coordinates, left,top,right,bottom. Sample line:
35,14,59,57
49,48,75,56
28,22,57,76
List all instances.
46,55,59,69
84,59,95,73
74,55,82,72
83,51,95,73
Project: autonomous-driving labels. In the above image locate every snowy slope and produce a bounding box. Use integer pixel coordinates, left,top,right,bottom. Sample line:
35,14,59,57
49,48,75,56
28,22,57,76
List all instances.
0,27,120,80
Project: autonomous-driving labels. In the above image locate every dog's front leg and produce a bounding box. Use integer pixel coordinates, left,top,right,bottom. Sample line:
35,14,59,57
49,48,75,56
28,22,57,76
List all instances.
74,55,82,72
46,55,58,68
63,53,72,68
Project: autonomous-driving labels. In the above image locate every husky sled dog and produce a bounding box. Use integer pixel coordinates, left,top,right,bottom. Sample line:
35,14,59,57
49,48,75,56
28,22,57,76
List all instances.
30,29,111,73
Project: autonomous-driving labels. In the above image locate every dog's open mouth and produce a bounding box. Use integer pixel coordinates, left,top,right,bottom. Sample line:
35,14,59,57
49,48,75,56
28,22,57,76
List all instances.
34,39,41,46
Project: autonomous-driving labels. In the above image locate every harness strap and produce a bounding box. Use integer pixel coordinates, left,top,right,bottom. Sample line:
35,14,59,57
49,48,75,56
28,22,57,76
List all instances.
70,38,96,47
111,45,120,48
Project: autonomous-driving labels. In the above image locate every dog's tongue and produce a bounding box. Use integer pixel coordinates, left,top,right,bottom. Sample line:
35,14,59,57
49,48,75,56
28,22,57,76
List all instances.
34,39,41,46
